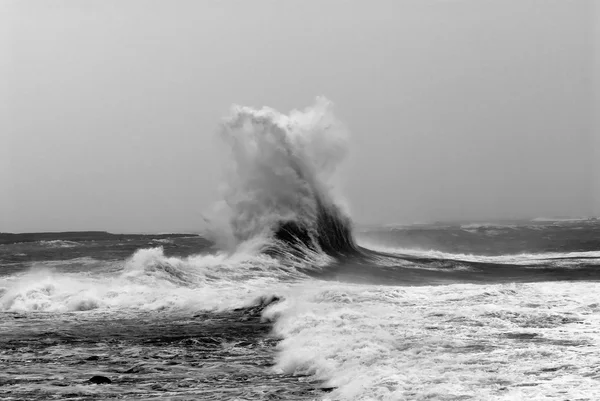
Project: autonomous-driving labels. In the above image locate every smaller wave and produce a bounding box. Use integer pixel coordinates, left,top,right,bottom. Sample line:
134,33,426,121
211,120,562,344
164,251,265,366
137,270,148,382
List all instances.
360,242,600,268
459,223,517,230
0,246,305,313
38,240,82,248
151,238,174,244
531,217,591,223
19,257,110,273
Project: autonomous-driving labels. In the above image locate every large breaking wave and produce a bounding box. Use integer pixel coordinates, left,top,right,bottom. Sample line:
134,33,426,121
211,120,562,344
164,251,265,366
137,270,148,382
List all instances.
204,97,360,265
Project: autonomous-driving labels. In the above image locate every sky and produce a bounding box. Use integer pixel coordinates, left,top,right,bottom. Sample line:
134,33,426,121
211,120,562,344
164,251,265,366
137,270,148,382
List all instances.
1,0,598,233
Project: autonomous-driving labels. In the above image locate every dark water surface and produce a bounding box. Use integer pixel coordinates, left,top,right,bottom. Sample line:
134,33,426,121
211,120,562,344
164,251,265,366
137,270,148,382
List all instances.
0,304,327,400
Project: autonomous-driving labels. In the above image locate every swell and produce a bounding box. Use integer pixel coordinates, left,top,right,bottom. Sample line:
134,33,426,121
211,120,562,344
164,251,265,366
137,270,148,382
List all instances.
307,246,600,285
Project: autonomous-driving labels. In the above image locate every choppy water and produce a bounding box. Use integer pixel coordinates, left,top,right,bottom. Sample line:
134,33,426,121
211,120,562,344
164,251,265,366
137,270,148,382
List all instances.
2,220,600,400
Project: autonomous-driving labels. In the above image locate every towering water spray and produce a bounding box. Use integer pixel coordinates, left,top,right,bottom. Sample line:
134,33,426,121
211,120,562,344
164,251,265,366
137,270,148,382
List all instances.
207,97,358,258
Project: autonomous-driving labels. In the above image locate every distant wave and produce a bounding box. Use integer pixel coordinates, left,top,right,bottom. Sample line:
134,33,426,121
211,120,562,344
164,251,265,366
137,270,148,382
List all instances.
360,243,600,267
459,223,518,230
151,238,174,244
531,217,592,223
39,240,82,248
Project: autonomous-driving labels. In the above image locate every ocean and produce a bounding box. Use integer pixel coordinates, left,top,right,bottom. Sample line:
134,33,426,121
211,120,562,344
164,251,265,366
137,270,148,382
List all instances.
2,219,600,401
2,99,600,400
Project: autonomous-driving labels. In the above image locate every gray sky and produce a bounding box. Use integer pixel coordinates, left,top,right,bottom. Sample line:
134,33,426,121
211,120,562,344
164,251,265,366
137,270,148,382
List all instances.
2,0,597,233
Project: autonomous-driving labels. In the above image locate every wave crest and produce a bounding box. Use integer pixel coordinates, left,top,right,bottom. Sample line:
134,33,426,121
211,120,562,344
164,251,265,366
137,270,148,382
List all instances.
205,97,358,262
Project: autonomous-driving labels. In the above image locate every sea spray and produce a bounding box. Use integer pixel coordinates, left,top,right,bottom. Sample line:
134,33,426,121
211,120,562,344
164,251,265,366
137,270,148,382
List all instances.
204,97,358,261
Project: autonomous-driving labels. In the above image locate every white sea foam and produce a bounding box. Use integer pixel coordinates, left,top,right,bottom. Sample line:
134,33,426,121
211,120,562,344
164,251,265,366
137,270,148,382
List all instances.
263,280,600,400
0,247,297,313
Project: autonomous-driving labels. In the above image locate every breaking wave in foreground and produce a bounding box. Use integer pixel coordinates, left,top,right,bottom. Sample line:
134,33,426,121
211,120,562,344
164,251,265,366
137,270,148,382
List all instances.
2,98,600,400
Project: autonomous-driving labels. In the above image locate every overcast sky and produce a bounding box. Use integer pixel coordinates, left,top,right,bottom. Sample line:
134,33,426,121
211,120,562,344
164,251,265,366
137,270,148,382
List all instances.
1,0,598,233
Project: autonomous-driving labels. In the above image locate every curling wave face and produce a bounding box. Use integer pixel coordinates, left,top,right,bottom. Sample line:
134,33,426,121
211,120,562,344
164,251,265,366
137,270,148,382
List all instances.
206,97,359,262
